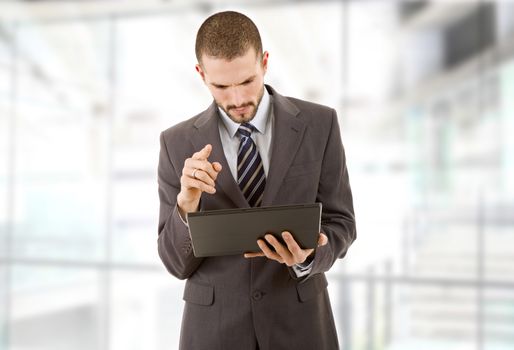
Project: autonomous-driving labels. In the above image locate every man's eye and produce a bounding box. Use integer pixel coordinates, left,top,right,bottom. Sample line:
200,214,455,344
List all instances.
242,80,253,85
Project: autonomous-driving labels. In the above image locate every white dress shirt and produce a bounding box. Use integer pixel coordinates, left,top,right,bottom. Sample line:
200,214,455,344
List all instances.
217,87,273,180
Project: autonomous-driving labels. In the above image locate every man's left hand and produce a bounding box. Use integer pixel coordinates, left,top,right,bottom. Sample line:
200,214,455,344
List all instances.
244,231,328,266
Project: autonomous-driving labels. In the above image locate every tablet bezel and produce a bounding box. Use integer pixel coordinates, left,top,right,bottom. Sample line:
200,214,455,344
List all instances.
186,203,322,257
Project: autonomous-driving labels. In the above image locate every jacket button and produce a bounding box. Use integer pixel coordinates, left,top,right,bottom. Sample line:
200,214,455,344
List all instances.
252,290,263,301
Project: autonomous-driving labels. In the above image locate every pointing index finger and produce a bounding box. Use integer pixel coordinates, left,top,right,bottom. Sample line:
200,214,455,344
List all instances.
192,144,212,161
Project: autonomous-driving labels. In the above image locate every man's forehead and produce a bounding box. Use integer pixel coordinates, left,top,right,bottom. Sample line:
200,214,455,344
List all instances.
210,75,256,88
202,59,259,85
202,56,258,71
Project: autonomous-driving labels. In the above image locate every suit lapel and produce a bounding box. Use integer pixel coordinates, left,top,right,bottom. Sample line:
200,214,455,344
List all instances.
191,102,249,208
262,86,306,206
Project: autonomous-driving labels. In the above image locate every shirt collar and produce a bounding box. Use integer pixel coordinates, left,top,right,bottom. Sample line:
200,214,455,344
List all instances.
218,86,271,138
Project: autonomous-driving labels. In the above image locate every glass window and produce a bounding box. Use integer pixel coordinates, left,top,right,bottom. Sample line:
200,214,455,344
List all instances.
2,2,514,350
111,13,208,264
12,20,110,261
0,22,12,259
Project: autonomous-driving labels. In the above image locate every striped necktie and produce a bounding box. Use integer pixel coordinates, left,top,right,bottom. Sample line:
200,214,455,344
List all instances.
237,123,266,207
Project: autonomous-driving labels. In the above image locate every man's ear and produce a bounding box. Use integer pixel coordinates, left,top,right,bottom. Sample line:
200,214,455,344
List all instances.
261,51,269,74
195,63,205,81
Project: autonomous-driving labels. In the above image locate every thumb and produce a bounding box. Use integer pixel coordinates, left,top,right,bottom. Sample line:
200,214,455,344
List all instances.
212,162,223,172
318,233,328,247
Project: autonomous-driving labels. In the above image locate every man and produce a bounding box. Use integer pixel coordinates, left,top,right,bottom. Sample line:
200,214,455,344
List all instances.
157,11,356,350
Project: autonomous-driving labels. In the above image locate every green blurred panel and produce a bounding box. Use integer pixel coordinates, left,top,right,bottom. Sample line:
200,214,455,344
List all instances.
483,288,514,349
12,181,106,260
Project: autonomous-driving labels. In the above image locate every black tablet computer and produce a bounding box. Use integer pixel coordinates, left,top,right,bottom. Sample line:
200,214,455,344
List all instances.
187,203,322,257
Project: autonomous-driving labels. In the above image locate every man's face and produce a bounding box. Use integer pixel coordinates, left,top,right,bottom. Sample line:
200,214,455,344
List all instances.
196,48,268,123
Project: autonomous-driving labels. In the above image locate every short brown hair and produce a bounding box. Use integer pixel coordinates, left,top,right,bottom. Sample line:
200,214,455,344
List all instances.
195,11,263,64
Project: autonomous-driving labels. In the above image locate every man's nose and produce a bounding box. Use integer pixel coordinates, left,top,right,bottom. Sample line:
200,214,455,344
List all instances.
230,86,244,107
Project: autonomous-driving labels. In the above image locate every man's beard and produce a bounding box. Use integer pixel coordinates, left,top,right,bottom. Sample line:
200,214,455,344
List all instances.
218,87,265,123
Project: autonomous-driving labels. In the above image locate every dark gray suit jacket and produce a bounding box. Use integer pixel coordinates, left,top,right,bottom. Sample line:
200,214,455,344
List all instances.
157,85,356,350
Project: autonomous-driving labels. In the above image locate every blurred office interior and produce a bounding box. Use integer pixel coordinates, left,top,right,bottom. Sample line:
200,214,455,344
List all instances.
0,0,513,349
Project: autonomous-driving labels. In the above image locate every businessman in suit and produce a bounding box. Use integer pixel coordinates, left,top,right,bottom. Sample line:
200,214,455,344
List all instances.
157,11,356,350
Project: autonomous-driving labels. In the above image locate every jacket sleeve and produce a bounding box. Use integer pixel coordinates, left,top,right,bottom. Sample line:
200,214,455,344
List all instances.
302,109,356,279
157,131,204,280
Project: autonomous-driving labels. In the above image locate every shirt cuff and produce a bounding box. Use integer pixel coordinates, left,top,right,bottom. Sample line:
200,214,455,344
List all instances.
292,258,314,278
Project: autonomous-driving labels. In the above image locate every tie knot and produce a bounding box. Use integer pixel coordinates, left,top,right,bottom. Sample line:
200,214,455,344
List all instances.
237,123,255,138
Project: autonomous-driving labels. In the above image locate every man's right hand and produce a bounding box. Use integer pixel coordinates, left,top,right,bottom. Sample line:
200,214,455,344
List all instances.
177,144,222,217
